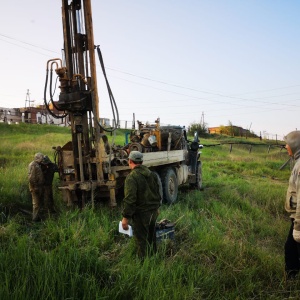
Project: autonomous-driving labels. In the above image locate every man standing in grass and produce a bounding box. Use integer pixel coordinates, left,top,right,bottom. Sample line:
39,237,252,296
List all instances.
121,151,161,258
284,131,300,279
28,153,44,221
41,155,58,214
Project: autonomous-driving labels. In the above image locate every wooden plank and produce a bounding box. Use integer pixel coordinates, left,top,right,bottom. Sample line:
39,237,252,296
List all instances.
143,150,186,167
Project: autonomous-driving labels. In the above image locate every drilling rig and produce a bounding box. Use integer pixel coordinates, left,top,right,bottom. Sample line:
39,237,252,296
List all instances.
44,0,203,208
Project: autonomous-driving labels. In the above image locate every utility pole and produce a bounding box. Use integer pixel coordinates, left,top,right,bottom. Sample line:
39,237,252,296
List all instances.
246,122,252,139
201,112,205,127
25,89,34,109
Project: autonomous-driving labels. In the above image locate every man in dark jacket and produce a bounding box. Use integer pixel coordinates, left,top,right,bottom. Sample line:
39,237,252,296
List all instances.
41,155,58,214
122,151,161,258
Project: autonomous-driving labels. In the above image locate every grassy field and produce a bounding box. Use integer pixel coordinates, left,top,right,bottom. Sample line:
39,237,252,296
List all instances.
0,123,298,299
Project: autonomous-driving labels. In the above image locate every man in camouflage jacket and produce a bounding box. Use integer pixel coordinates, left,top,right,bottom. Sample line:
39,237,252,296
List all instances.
284,131,300,279
122,151,161,258
28,153,44,221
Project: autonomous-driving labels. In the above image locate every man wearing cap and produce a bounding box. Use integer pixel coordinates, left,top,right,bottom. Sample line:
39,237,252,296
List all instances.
122,151,161,258
28,153,45,221
284,131,300,279
41,155,59,214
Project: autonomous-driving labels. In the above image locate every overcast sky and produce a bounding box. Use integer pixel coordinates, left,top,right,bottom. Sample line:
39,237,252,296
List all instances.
0,0,299,140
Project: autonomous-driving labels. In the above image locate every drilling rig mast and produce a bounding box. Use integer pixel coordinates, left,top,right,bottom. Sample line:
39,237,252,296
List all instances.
44,0,203,208
44,0,117,207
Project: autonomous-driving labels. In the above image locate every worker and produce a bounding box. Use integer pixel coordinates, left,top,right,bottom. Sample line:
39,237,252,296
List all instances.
28,153,44,221
121,151,161,258
284,131,300,279
41,155,59,214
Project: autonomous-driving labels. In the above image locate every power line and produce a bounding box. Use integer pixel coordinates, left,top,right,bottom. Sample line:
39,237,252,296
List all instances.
0,33,58,54
105,67,300,104
1,31,299,101
1,32,299,115
104,72,300,109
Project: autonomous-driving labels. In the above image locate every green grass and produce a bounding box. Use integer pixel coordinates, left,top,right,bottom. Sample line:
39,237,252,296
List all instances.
0,123,298,299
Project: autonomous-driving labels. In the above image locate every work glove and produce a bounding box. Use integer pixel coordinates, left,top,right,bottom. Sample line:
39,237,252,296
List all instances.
293,229,300,243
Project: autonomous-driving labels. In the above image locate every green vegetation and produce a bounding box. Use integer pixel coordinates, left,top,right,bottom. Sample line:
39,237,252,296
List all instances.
188,121,209,137
0,123,297,299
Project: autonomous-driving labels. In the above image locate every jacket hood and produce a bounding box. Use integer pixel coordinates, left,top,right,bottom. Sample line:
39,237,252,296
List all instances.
284,131,300,159
134,165,152,177
34,153,44,163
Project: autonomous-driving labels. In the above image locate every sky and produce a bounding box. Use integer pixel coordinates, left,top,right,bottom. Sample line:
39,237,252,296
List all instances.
0,0,299,140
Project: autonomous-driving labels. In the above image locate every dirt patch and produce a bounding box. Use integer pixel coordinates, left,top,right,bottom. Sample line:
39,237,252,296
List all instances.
15,141,36,151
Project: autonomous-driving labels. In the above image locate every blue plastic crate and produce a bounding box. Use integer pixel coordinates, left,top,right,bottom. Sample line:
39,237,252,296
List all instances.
156,226,175,242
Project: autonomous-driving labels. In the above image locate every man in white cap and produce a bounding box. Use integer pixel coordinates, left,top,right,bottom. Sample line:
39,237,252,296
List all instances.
121,151,161,258
28,153,44,221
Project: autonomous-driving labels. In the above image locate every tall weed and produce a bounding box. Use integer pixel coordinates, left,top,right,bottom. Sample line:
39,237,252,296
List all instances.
0,123,298,299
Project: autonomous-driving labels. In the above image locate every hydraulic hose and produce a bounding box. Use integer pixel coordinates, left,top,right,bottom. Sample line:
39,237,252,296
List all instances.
96,45,120,132
43,59,68,119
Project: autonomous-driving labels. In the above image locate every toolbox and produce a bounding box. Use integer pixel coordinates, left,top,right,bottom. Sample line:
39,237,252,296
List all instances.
155,219,175,242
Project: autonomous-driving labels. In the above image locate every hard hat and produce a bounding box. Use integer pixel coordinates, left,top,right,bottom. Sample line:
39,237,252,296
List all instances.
128,151,143,162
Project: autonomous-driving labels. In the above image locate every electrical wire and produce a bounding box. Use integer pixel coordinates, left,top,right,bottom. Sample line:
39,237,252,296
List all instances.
0,32,299,116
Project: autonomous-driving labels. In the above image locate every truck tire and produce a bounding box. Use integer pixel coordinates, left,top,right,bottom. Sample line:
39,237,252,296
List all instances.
190,161,203,190
161,167,178,204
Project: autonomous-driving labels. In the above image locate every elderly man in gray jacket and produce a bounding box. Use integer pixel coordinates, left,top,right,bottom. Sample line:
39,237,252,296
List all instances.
28,153,44,221
284,131,300,279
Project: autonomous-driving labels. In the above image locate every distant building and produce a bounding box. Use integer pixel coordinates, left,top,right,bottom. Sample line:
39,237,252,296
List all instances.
0,107,21,124
99,118,111,127
0,103,69,126
208,126,223,134
208,125,255,137
1,104,133,130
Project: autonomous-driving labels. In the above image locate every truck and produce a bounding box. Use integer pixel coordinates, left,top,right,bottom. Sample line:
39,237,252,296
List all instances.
43,0,203,207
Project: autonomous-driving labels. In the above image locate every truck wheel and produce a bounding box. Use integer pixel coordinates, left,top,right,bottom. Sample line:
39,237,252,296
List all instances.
161,167,178,204
190,161,203,190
